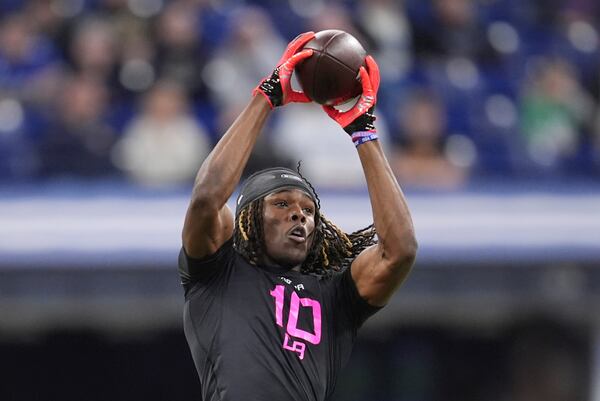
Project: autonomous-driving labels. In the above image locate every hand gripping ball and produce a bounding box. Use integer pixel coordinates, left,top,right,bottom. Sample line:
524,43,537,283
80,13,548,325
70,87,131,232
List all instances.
295,30,367,106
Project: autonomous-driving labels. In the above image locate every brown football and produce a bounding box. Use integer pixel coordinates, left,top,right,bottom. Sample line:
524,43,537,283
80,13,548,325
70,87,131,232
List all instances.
295,30,366,105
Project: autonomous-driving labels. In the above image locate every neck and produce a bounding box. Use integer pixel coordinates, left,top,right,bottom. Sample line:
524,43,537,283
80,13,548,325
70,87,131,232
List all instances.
260,255,302,272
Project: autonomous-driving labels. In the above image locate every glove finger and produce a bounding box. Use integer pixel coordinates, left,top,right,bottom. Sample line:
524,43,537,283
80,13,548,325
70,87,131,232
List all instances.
358,66,373,94
289,31,315,53
280,31,315,64
279,50,313,86
289,90,311,103
322,105,341,119
365,55,380,94
286,49,314,69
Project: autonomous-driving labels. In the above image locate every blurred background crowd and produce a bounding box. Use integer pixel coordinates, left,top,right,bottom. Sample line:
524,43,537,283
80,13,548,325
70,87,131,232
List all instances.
2,0,600,189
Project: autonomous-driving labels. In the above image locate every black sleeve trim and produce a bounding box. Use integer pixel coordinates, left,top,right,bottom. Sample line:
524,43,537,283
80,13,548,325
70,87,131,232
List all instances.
341,265,383,329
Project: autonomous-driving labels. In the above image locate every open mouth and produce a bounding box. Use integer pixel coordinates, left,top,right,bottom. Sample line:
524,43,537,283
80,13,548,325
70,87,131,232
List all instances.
288,226,307,243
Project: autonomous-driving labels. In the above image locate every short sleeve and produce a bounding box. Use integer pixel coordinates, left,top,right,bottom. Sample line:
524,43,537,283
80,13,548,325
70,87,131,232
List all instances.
178,238,234,294
331,266,382,331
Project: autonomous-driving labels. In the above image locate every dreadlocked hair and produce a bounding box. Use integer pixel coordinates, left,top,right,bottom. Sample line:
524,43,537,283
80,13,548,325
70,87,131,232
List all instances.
233,200,377,278
233,198,265,266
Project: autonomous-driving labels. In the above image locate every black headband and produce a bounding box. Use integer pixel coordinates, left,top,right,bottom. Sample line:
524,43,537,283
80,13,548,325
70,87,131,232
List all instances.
235,167,318,217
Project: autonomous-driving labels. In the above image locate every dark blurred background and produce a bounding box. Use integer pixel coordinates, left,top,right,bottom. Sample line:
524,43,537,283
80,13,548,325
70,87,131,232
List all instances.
1,0,600,400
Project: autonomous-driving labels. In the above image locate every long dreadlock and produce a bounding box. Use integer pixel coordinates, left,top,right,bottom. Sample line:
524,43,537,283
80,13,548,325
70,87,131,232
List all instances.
233,188,377,277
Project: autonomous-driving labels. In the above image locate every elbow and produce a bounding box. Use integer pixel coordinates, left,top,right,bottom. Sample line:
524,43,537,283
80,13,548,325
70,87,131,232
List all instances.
189,189,221,214
389,235,418,271
190,175,226,207
401,237,419,267
190,185,210,206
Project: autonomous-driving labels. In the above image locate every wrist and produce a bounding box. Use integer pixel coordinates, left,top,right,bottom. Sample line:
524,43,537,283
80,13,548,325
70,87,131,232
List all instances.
253,88,275,109
250,91,275,115
351,131,378,147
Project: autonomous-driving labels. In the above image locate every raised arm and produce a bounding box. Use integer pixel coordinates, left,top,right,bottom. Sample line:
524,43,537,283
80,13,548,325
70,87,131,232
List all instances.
323,56,417,306
183,95,269,258
182,32,315,259
351,139,417,306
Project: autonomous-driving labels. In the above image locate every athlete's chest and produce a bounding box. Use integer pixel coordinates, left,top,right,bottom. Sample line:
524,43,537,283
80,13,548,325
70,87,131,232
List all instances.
220,266,330,361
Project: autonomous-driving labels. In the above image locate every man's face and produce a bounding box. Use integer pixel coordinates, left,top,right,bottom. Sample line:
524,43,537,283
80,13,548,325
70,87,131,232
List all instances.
261,189,317,269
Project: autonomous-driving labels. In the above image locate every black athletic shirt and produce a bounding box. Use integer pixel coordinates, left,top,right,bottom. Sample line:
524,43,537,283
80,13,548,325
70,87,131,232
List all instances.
178,238,381,401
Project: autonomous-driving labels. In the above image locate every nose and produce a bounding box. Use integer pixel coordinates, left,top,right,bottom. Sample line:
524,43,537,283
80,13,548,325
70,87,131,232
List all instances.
290,208,306,224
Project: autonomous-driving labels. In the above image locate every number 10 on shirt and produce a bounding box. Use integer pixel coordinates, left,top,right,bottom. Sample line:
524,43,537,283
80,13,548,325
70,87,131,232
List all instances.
270,285,322,360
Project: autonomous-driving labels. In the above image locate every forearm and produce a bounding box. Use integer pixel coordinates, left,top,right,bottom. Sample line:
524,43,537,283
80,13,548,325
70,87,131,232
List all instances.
192,95,271,206
357,140,417,264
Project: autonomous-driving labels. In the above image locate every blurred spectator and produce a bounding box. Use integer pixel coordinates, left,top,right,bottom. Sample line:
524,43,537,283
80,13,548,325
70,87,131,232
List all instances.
271,103,391,189
25,0,65,39
306,3,364,41
562,0,600,26
410,0,498,65
202,6,285,111
153,1,208,101
214,105,292,179
391,90,471,189
564,0,600,17
519,58,594,171
355,0,412,82
593,104,600,171
69,17,118,81
513,0,564,28
98,0,156,95
111,80,210,187
0,12,60,94
0,96,40,180
38,74,117,178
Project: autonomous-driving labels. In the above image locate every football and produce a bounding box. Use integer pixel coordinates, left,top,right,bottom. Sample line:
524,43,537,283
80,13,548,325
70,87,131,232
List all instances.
295,30,366,105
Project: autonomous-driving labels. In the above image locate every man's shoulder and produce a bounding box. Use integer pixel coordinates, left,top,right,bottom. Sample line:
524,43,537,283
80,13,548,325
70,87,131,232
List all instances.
178,238,238,292
180,238,235,265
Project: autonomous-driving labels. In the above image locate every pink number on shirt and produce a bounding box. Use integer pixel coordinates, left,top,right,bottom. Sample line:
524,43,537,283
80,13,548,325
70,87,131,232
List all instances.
269,285,323,346
286,292,322,344
269,285,285,327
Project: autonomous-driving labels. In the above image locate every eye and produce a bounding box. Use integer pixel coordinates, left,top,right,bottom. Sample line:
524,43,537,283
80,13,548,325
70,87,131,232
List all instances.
274,200,288,207
303,207,314,215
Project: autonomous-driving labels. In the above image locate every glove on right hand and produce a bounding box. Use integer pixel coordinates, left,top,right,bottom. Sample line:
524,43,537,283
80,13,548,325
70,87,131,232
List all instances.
254,32,315,108
322,55,380,135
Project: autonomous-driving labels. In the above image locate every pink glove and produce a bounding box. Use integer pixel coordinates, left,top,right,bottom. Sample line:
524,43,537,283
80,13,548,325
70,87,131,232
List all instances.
254,32,315,108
